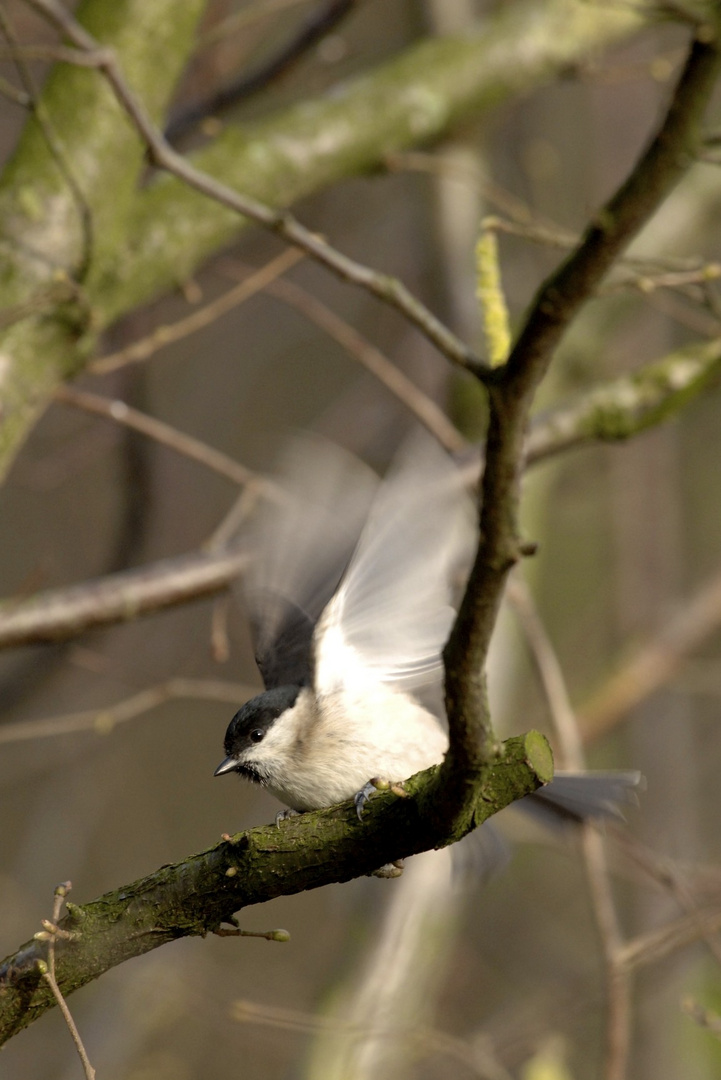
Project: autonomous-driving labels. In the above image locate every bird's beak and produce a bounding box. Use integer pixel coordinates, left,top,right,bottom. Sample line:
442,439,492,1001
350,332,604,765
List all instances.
214,756,239,777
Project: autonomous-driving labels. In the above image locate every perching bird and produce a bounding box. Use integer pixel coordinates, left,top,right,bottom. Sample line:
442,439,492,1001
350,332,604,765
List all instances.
214,433,639,827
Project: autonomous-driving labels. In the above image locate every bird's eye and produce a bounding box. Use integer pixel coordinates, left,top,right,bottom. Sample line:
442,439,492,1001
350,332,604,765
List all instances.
250,728,265,743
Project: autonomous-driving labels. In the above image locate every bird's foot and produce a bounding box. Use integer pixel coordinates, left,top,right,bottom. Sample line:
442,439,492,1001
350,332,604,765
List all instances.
275,808,301,827
354,777,409,820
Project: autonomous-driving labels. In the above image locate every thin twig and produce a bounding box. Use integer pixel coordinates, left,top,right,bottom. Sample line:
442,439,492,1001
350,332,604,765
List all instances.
37,966,95,1079
230,997,512,1078
54,384,257,487
508,577,633,1080
36,883,96,1080
26,0,483,376
90,247,305,374
618,905,721,971
222,261,467,454
506,578,583,769
682,998,721,1039
610,828,721,967
0,71,31,106
580,561,721,742
0,678,255,744
214,926,290,941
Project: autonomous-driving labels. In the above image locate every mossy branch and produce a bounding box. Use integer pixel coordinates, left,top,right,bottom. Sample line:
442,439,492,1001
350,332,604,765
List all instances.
0,731,552,1045
0,0,649,479
0,0,207,472
527,336,721,464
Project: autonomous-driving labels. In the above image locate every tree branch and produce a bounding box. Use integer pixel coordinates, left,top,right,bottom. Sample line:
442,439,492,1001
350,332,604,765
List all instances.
0,731,552,1044
526,336,721,465
0,333,718,650
440,25,721,828
0,0,207,475
0,0,649,482
0,549,247,648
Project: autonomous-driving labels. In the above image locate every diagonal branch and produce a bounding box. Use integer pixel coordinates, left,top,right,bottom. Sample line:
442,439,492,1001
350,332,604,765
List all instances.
439,26,721,828
0,730,551,1044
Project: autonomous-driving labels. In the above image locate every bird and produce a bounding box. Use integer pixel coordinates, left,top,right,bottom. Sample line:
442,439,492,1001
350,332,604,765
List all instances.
214,432,640,831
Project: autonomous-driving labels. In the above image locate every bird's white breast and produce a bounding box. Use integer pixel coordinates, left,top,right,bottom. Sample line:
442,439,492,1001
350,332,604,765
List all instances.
256,683,448,812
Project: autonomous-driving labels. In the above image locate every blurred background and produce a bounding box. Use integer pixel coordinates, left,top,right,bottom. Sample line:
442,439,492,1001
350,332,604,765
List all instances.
1,1,721,1078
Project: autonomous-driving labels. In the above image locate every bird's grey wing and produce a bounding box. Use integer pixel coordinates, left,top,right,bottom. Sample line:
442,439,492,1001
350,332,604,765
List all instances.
315,433,476,695
241,434,378,690
249,597,315,690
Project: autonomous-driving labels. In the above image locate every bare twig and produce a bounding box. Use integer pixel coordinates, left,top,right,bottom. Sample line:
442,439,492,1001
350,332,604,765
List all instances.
214,926,290,941
683,998,721,1039
89,247,305,374
580,561,721,742
230,997,512,1078
35,883,96,1080
0,71,31,107
508,578,632,1080
610,828,721,967
506,578,583,769
618,905,721,971
222,261,467,454
0,677,255,744
54,385,257,487
26,0,483,376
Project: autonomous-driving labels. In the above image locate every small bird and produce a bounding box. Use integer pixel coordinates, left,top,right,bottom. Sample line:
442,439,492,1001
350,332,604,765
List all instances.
214,433,639,828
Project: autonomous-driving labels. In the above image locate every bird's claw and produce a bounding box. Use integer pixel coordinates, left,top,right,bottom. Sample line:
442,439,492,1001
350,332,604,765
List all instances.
275,808,301,827
354,781,378,820
354,777,407,820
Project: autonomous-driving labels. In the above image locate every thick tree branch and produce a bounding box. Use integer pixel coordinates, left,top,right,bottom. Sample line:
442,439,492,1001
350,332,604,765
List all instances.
0,0,648,480
0,731,552,1044
101,0,648,327
0,0,207,474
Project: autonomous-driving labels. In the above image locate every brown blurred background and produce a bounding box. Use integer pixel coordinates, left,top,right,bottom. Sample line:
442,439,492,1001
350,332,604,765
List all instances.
1,2,721,1078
